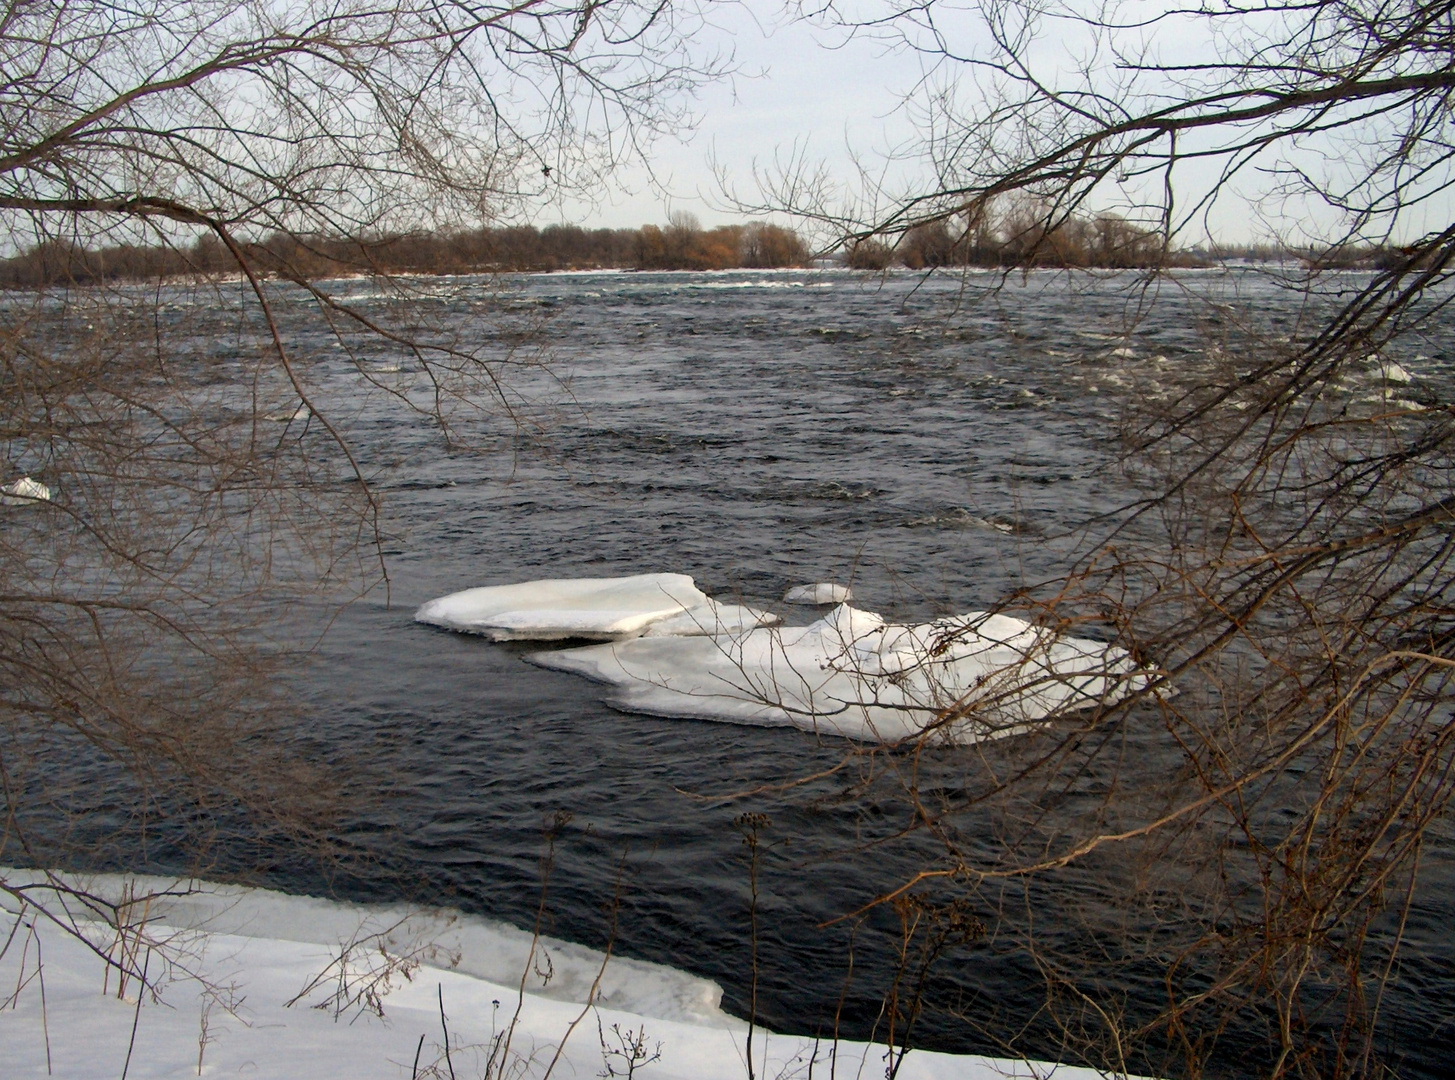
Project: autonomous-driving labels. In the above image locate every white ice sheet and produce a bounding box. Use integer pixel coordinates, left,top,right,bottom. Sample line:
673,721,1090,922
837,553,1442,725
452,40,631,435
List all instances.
529,604,1156,743
783,582,853,604
415,573,778,641
1,476,50,505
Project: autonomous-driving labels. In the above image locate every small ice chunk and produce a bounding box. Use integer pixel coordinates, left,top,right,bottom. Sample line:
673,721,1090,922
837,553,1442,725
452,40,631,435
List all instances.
417,573,719,641
1,476,51,505
528,603,1159,744
784,582,853,605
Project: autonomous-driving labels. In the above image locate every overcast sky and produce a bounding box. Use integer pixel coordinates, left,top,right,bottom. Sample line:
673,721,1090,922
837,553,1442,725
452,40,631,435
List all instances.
548,8,932,233
545,6,1278,243
540,4,1446,246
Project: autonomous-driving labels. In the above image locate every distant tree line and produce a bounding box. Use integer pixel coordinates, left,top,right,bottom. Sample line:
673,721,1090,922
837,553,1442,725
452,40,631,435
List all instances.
1,206,1415,286
842,203,1186,270
1185,242,1422,270
841,201,1413,271
0,214,810,287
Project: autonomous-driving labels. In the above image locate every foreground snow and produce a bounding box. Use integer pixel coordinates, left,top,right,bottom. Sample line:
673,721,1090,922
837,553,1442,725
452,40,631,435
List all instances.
1,870,1121,1080
530,603,1153,742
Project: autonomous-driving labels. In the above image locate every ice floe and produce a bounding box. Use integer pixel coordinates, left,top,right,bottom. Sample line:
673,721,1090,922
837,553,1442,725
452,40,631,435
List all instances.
416,572,779,641
1,476,51,505
783,582,853,605
529,603,1156,743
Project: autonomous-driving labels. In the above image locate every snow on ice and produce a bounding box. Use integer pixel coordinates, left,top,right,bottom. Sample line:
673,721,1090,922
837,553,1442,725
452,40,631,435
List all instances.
1,868,1135,1080
416,573,1160,742
1,476,51,505
529,603,1155,743
783,582,853,604
415,573,779,641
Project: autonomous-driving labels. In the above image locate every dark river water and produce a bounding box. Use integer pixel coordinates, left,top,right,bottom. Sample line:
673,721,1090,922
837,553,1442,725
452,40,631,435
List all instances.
98,268,1455,1077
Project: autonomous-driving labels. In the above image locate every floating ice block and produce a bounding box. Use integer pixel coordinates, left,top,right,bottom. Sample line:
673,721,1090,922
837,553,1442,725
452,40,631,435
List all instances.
1,476,51,505
529,603,1156,743
416,573,778,641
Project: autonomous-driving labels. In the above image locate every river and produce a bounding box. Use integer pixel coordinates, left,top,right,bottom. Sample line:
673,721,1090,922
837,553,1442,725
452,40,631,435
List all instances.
69,267,1455,1077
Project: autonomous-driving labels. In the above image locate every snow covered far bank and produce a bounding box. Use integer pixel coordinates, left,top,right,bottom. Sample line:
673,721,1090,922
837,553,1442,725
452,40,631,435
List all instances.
1,869,1136,1080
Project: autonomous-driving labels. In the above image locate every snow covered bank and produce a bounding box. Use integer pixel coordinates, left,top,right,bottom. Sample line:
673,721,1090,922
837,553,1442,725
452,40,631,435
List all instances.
415,573,779,641
0,868,719,1023
2,870,1126,1080
530,603,1154,743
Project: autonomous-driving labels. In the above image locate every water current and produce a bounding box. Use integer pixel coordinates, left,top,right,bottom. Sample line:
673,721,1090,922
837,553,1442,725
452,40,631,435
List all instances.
90,269,1455,1076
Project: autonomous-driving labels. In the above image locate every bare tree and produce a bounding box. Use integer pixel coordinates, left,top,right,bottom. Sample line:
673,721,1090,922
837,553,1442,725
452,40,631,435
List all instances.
736,2,1455,1077
0,0,723,975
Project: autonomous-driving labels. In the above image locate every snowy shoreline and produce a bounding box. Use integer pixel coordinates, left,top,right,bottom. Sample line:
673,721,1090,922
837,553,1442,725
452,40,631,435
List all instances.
2,869,1127,1079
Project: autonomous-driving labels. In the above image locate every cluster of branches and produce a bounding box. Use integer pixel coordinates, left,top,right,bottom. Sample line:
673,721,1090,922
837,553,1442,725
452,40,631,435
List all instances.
5,0,1454,1075
0,0,724,979
753,1,1455,1077
0,218,810,287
